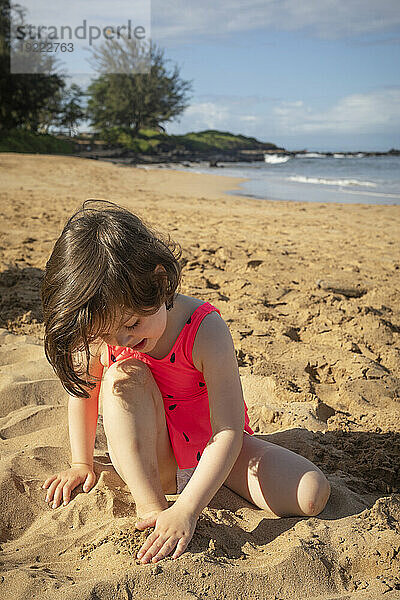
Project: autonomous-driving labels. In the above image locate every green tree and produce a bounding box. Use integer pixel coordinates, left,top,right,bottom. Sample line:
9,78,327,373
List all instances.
0,0,66,133
86,39,192,138
36,83,85,135
58,83,86,136
37,83,85,135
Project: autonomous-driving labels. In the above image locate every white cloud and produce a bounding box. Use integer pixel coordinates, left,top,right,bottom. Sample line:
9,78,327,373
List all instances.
167,88,400,142
179,102,230,130
278,100,305,109
152,0,400,42
273,88,400,133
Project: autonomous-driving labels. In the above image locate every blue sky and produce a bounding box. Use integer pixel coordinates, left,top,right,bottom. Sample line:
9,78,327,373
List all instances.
150,0,400,151
30,0,399,152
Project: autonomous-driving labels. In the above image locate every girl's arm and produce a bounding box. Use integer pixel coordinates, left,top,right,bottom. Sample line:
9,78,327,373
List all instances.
174,312,245,517
68,343,104,468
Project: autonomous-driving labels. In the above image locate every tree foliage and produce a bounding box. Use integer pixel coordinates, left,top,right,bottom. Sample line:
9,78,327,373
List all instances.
0,0,82,133
57,83,86,135
38,83,85,135
86,39,192,137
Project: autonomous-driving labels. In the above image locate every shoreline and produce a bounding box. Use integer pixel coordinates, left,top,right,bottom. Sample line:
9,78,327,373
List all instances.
130,159,400,208
144,156,400,207
74,152,400,208
6,150,399,208
2,151,255,204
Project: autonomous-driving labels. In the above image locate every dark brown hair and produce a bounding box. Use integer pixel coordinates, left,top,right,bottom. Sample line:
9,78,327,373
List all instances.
41,199,183,398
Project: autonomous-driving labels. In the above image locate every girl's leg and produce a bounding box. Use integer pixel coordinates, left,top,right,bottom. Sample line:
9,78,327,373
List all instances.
224,433,331,518
100,358,178,518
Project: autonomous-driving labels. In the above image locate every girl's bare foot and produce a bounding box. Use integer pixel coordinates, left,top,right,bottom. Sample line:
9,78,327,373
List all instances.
137,509,162,522
136,501,168,523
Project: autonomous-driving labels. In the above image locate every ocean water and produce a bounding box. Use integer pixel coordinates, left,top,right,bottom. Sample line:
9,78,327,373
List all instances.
173,153,400,206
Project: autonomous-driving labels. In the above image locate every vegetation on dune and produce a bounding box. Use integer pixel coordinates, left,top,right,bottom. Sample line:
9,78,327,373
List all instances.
0,129,74,153
96,127,277,155
0,127,276,155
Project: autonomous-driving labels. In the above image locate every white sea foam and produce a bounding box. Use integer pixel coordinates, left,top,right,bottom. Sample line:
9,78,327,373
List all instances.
295,152,327,158
264,154,290,164
333,153,366,158
296,152,366,159
288,175,377,188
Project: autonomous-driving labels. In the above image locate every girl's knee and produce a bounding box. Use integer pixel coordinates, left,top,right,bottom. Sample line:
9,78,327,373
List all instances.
102,358,152,396
297,471,331,517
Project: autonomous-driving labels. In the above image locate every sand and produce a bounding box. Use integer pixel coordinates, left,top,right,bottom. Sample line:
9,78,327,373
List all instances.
0,153,399,599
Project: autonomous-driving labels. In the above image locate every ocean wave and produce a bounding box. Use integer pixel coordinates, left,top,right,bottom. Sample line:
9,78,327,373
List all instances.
295,153,327,158
334,153,366,158
295,152,366,159
288,175,377,188
264,154,290,164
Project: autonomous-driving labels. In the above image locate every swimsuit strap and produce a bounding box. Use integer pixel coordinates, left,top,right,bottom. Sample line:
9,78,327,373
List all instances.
181,302,221,367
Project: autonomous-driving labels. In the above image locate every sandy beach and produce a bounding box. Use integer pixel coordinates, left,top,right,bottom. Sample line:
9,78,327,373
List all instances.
0,153,399,599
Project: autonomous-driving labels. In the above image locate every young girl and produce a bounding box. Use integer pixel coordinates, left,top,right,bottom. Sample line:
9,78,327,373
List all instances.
41,199,331,565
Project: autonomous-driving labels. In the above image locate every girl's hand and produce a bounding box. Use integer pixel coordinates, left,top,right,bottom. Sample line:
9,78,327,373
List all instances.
42,464,96,508
135,504,198,563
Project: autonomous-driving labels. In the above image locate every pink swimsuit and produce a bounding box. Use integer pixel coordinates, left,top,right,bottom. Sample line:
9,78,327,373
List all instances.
107,301,254,469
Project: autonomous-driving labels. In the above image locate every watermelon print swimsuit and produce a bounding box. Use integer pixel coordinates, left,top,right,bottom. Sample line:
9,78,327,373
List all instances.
107,301,254,469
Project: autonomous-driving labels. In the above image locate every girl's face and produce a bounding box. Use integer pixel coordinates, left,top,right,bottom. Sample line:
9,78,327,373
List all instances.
100,303,167,352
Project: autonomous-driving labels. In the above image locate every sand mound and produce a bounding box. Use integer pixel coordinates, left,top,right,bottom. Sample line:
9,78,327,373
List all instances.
1,329,399,600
